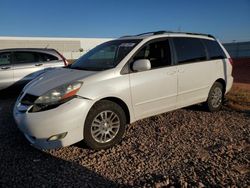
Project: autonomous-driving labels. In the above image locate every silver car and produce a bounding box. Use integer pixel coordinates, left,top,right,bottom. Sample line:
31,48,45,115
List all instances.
0,48,68,90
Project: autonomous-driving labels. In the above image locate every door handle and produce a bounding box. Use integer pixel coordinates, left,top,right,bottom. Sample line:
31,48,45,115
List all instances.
178,69,185,73
35,63,43,66
1,66,11,70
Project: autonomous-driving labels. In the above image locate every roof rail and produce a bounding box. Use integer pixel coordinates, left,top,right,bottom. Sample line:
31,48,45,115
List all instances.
119,31,169,38
175,32,215,38
120,30,215,38
136,30,172,36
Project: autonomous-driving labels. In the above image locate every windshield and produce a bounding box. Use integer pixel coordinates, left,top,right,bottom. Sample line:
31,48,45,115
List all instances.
70,39,141,71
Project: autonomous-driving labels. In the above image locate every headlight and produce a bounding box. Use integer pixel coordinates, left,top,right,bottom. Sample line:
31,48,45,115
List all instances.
34,81,83,105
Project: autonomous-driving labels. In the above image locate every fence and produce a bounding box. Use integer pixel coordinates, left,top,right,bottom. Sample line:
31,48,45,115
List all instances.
223,41,250,58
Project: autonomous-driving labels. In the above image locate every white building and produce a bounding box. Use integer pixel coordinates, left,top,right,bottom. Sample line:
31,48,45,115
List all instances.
0,36,113,59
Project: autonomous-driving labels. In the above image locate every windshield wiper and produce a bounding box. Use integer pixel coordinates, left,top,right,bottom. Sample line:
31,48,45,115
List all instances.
70,66,102,71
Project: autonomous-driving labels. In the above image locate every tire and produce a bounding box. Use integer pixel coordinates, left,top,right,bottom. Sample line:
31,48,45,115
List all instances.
84,100,126,150
204,82,224,112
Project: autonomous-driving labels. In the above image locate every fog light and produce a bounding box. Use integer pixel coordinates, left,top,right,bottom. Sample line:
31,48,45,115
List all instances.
48,132,67,141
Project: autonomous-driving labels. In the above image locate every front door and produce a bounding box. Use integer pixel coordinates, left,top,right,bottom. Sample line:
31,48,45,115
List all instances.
129,39,177,120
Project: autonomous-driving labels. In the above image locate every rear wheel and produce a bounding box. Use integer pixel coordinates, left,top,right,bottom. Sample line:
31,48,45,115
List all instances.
204,82,224,112
84,100,126,150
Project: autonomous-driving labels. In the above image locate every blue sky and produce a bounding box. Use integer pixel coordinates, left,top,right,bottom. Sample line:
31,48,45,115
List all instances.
0,0,249,42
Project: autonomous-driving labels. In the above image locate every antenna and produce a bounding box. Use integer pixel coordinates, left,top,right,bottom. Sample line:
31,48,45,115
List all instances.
177,26,182,32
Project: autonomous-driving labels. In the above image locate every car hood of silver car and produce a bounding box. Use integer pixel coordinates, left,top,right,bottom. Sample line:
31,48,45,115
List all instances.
24,67,96,96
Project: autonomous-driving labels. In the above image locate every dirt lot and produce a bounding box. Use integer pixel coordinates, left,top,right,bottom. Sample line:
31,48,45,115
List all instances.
0,90,249,187
0,59,249,187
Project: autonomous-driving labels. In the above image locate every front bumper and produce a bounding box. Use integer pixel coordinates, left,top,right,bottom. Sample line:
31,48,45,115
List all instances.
13,97,94,149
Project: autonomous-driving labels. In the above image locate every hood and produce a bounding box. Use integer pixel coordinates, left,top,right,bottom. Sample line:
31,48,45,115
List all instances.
25,68,96,96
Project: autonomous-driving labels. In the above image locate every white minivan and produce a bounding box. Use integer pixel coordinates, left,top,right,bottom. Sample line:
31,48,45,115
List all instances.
13,31,233,150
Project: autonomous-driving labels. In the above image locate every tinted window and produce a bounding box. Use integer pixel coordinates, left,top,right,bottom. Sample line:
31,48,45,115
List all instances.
39,53,58,62
0,52,11,65
133,40,172,69
202,39,226,60
173,38,206,64
13,52,38,64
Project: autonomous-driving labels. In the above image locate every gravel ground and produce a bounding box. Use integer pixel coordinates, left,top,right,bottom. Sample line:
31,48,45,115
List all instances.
0,90,249,187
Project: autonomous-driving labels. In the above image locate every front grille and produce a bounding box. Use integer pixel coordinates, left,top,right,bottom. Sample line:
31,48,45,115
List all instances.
20,94,38,105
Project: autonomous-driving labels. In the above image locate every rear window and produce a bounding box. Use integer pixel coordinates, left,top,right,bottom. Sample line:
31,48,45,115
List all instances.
202,39,226,60
173,37,207,64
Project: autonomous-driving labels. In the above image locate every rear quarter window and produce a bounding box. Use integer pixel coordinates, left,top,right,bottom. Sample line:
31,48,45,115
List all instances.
173,37,207,64
202,39,226,60
39,52,59,62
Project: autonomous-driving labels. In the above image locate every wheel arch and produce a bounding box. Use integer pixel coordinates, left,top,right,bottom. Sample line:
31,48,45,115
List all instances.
95,97,131,124
214,78,226,94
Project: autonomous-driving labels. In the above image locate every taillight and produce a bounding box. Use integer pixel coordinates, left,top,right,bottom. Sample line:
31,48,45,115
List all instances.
55,50,69,66
228,58,233,66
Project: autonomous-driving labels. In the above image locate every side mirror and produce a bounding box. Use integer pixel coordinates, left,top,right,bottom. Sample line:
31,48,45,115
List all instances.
132,59,151,72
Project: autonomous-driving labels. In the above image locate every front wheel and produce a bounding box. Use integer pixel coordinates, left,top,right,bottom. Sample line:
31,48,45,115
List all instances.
204,82,224,112
84,100,126,150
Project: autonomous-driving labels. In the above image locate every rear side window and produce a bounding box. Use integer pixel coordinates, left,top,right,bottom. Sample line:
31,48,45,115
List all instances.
173,37,207,64
13,52,38,64
133,39,172,69
0,52,11,65
202,39,226,60
39,53,58,62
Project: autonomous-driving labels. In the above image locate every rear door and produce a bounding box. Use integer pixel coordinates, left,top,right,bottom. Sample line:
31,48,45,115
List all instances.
13,51,45,83
0,52,14,90
202,39,229,84
172,37,212,107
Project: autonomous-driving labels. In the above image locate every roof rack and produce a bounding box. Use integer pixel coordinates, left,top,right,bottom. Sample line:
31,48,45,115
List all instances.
120,31,168,38
173,31,215,38
136,30,172,36
120,30,215,38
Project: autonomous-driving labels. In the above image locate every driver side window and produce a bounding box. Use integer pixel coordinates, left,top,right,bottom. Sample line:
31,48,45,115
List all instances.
133,39,172,69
